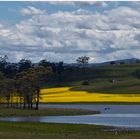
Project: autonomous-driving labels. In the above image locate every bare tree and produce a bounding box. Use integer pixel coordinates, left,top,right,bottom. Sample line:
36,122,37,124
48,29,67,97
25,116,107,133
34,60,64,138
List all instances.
76,56,90,74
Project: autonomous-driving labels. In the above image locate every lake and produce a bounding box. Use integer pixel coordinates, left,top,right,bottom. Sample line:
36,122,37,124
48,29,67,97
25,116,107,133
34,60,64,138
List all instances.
0,104,140,129
40,104,140,114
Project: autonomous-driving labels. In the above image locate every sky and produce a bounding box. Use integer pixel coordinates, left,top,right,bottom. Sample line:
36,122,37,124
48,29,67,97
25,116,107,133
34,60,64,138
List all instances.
0,1,140,63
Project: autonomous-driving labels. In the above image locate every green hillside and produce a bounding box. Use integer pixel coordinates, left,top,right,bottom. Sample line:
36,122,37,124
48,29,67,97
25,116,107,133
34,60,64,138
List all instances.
46,63,140,94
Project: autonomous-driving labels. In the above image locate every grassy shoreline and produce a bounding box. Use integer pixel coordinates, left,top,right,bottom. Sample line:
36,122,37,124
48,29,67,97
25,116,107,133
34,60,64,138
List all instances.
0,121,139,139
0,108,99,117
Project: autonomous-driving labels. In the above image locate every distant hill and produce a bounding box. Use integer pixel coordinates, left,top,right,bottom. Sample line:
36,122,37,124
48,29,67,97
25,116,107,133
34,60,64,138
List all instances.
94,58,140,66
64,58,140,67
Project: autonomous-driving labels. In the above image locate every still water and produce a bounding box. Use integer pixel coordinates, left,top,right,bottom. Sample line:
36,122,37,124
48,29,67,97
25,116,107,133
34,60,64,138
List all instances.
40,104,140,114
0,104,140,129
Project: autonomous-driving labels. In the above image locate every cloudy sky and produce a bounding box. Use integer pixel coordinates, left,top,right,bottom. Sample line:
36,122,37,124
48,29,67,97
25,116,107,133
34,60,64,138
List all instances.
0,1,140,63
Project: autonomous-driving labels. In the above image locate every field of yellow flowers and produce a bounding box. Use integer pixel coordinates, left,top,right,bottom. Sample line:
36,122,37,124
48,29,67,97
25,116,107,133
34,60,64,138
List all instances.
40,87,140,103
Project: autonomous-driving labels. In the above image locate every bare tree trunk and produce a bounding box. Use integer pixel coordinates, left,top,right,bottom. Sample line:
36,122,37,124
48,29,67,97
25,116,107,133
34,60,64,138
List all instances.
27,95,30,110
0,97,1,108
16,95,19,109
31,97,33,109
19,95,22,109
35,89,40,110
1,97,4,108
7,99,10,108
23,97,26,109
27,102,30,109
10,95,13,108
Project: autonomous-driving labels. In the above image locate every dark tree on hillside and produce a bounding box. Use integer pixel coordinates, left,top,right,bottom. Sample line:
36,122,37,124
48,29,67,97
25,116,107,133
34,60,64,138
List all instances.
76,56,90,74
136,59,140,63
120,62,125,65
0,55,8,73
39,59,56,73
56,61,64,81
4,63,18,78
0,72,4,79
18,59,32,72
0,75,15,108
133,69,140,79
38,59,49,67
110,61,116,65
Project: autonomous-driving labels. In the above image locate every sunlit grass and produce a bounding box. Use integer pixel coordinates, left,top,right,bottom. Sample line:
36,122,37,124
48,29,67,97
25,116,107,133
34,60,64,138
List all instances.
40,87,140,103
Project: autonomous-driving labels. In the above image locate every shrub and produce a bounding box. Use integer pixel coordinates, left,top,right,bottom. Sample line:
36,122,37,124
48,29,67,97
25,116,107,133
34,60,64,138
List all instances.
82,81,89,85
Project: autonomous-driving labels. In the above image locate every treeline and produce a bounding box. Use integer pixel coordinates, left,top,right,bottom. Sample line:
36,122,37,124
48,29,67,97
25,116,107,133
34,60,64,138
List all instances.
0,55,64,79
0,55,97,86
0,55,65,110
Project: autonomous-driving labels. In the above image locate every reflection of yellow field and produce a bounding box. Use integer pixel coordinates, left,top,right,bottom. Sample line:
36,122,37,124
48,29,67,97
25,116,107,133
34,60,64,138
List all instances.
40,87,140,103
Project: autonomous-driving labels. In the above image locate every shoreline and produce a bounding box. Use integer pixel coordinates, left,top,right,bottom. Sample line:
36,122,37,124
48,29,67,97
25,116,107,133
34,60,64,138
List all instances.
39,102,140,105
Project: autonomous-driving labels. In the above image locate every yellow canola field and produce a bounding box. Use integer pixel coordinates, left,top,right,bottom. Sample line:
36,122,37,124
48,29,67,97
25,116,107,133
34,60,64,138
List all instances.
40,87,140,103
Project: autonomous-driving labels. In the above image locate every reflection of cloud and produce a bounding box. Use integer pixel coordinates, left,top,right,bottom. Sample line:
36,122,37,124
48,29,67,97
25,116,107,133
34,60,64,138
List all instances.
0,3,140,63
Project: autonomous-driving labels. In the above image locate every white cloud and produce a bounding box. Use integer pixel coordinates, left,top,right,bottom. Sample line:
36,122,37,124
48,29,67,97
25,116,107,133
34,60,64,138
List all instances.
0,4,140,63
49,1,108,8
20,6,46,16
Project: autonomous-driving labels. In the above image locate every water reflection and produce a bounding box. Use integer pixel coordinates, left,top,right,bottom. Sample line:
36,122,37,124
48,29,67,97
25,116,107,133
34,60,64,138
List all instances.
0,113,140,129
40,104,140,114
